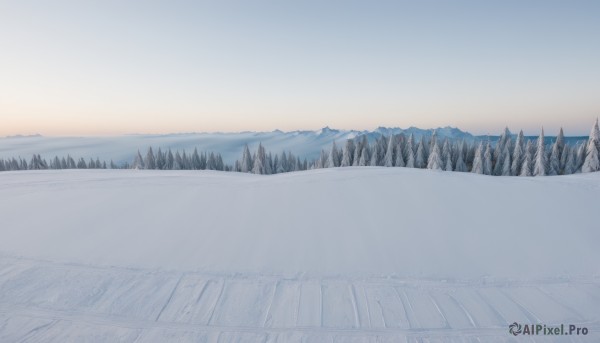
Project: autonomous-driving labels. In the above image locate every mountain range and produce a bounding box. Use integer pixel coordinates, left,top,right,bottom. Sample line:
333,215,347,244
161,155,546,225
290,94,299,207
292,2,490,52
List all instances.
0,127,587,164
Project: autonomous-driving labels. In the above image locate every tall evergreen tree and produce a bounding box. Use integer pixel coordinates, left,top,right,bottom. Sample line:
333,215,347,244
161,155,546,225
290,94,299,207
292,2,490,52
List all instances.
533,128,547,176
563,146,577,175
483,142,493,175
191,148,201,170
471,142,484,174
383,135,395,167
252,143,267,174
325,141,339,168
454,147,468,172
415,138,426,168
520,140,533,176
548,140,560,175
340,139,354,167
582,119,600,173
394,140,405,167
511,130,525,176
501,145,511,176
427,141,444,170
145,147,156,170
132,150,145,169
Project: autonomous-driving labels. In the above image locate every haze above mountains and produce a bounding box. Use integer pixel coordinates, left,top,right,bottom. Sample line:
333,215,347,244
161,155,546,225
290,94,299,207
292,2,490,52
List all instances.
0,126,587,164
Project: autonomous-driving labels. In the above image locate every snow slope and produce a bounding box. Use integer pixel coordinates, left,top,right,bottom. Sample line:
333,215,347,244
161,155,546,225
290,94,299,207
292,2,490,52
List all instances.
0,168,599,342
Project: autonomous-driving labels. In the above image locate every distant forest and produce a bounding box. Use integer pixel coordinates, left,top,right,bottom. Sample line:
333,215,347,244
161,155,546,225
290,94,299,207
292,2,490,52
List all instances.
2,120,599,176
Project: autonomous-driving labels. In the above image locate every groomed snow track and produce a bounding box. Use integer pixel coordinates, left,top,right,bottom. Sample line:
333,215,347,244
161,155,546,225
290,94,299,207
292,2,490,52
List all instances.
1,256,599,342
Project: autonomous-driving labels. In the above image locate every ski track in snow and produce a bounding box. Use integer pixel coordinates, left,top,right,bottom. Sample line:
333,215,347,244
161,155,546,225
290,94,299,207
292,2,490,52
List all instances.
1,255,598,342
1,168,599,341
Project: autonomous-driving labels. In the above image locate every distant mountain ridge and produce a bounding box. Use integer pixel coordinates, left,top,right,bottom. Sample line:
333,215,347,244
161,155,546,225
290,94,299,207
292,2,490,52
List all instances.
0,126,587,164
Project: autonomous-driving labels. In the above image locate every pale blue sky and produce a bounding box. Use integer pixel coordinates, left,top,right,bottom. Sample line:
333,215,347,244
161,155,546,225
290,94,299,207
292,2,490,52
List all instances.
1,0,599,136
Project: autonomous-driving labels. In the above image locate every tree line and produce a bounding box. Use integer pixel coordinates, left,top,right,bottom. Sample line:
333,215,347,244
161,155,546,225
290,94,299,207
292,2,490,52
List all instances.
1,120,599,176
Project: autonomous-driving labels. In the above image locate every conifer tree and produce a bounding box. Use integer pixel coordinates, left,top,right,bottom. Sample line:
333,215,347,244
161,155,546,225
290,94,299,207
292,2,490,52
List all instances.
325,141,339,168
483,142,493,175
471,142,484,174
427,141,444,170
383,135,395,167
132,150,145,169
145,147,156,170
582,119,600,173
533,128,547,176
454,147,468,172
501,146,511,176
564,146,577,175
511,130,524,176
548,141,560,175
394,140,405,167
520,141,533,176
340,139,354,167
415,138,426,168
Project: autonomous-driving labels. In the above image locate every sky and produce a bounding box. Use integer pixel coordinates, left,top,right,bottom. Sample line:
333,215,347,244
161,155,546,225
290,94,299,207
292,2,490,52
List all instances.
1,0,599,136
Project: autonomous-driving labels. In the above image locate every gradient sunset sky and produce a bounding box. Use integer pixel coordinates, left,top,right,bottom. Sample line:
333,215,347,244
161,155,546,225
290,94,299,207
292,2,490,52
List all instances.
1,0,599,136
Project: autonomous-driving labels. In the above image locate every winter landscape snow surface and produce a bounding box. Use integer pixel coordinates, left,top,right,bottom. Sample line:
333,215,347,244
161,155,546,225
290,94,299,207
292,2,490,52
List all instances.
0,168,599,342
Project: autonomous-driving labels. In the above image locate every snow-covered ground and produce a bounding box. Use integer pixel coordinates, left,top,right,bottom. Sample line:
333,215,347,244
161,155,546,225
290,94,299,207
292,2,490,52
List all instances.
1,168,599,342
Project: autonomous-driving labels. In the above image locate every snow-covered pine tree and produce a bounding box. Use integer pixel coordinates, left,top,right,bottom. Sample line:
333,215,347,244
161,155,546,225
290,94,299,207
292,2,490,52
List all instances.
429,130,437,154
582,119,600,173
340,139,354,167
280,151,288,172
369,145,379,166
563,146,577,175
483,142,493,175
325,141,339,168
369,141,380,166
216,153,225,171
427,141,444,170
444,152,453,171
240,145,252,172
511,130,524,176
404,133,414,161
548,140,560,175
493,127,511,175
200,152,207,170
77,158,87,169
395,140,405,167
454,146,468,172
358,146,369,166
556,127,565,157
383,135,395,167
191,148,201,170
132,150,145,169
533,128,547,176
181,151,190,169
501,145,511,176
520,140,533,176
166,149,174,170
173,151,182,170
415,138,426,168
352,137,364,166
274,154,284,174
252,144,267,174
471,142,484,174
145,147,156,169
441,139,451,168
559,142,569,174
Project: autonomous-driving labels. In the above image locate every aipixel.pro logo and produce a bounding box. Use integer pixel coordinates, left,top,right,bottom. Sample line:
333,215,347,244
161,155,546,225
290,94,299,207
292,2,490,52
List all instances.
509,322,588,336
